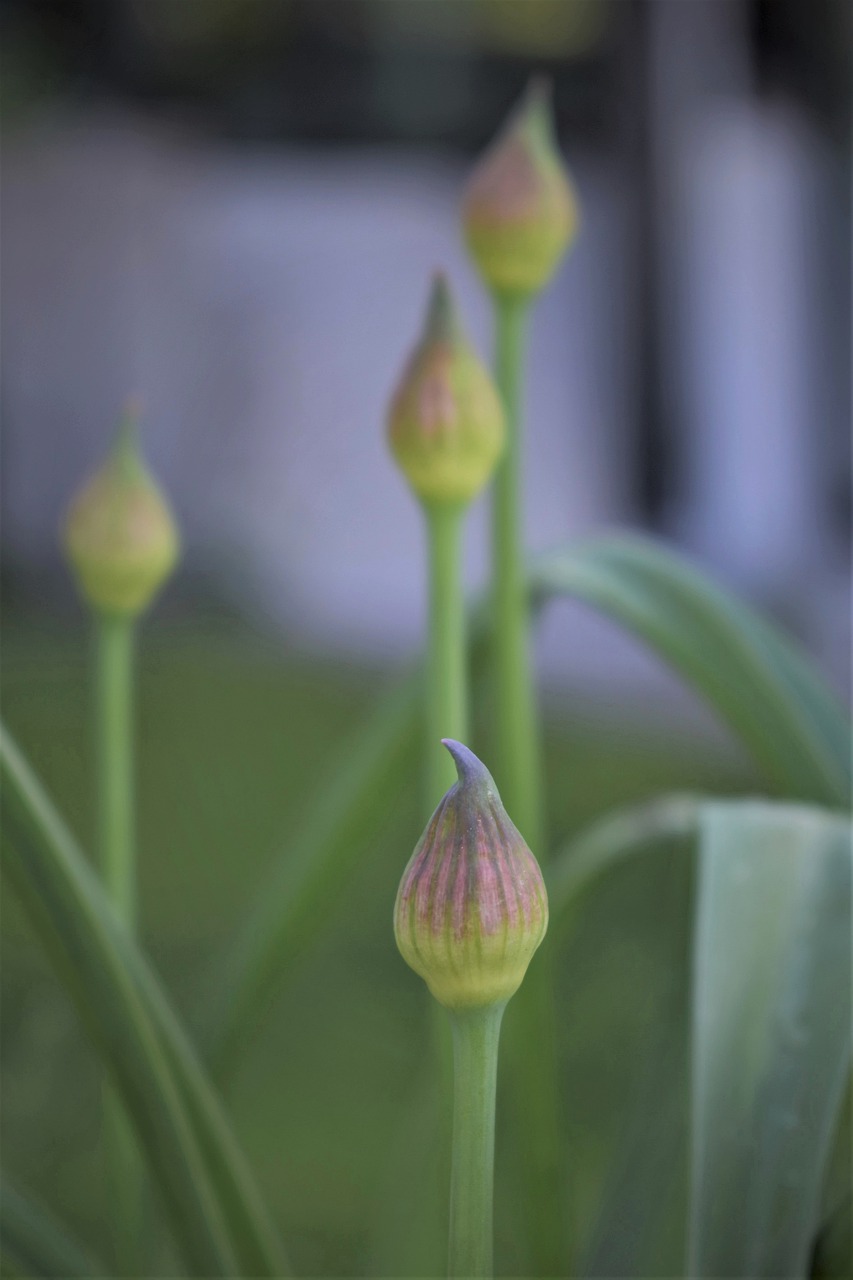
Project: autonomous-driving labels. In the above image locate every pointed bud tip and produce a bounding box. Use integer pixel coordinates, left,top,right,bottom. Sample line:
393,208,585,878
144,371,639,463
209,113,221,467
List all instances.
111,396,146,476
511,74,559,154
441,739,497,794
520,74,553,118
123,392,145,420
527,73,553,102
424,271,464,345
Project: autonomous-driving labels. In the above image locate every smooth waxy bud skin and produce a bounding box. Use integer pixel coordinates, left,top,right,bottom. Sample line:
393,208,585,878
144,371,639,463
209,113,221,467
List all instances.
63,409,179,617
394,740,548,1010
462,78,579,298
387,274,505,506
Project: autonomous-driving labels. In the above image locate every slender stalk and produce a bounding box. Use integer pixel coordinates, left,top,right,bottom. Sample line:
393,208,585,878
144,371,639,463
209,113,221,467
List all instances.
448,1003,505,1279
95,613,141,1271
425,503,467,809
425,502,469,1255
491,295,543,851
96,616,135,923
490,293,565,1274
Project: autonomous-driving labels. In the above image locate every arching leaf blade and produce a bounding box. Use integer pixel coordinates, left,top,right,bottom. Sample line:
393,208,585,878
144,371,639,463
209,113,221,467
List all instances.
0,726,288,1277
529,535,850,808
0,1180,104,1279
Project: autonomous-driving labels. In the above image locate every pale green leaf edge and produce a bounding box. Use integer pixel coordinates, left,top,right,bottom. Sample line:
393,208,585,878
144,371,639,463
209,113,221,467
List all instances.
689,801,852,1277
548,795,852,1277
0,727,288,1278
0,1180,104,1279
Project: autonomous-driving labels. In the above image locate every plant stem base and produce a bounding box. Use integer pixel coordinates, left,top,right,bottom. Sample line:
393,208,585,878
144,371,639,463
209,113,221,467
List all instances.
448,1003,506,1279
96,613,141,1270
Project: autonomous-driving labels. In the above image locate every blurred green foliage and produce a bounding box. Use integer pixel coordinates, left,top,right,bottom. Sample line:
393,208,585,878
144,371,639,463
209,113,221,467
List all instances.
0,613,746,1275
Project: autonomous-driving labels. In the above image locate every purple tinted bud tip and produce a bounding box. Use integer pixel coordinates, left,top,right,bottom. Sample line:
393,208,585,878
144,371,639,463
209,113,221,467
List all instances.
441,738,497,794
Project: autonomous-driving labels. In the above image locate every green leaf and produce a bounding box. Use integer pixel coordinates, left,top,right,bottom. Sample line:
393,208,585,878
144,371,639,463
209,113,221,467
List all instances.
813,1198,852,1278
0,726,288,1277
812,1075,851,1276
549,796,852,1277
548,792,701,933
548,797,699,1276
119,937,289,1276
0,1180,104,1278
689,801,852,1277
738,605,851,783
809,1070,850,1280
577,1000,689,1278
209,671,421,1071
528,535,850,808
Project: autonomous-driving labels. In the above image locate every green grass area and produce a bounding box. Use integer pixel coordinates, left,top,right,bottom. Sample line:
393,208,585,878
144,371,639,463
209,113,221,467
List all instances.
1,614,753,1275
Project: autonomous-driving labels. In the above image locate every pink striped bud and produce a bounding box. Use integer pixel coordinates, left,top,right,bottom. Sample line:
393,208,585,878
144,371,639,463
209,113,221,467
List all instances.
462,77,579,299
387,273,504,507
394,740,548,1010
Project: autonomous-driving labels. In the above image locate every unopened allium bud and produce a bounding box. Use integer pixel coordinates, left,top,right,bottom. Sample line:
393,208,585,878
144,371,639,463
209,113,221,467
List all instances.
394,739,548,1010
62,404,179,617
462,77,579,298
387,273,505,506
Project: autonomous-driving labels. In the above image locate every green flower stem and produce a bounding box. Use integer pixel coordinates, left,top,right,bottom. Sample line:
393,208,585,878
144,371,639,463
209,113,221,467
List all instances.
491,295,543,850
95,613,141,1271
425,503,468,810
491,293,565,1274
96,616,135,924
425,502,469,1220
447,1003,505,1279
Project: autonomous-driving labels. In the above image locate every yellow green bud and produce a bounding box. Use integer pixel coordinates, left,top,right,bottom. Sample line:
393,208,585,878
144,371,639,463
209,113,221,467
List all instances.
387,273,505,506
62,404,180,618
462,77,579,298
394,740,548,1011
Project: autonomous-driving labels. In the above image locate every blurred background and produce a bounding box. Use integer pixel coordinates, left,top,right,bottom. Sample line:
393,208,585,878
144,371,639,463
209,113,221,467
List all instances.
1,0,850,1275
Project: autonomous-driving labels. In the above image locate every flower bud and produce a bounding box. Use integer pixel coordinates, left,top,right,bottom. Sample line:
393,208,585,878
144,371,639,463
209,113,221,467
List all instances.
394,739,548,1010
462,77,579,298
62,404,180,617
387,273,505,506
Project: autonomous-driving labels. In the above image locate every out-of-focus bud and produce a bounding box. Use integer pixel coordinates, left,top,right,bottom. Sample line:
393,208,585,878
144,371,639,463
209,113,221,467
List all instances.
387,273,505,506
462,77,579,298
394,739,548,1010
62,403,180,617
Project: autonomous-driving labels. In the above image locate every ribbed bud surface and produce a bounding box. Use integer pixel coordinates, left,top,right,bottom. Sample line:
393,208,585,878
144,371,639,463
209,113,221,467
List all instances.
387,273,504,506
462,77,579,298
394,740,548,1010
62,407,180,617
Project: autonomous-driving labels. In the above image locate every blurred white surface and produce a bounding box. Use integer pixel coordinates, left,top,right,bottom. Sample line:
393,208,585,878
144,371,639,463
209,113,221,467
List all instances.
2,104,848,717
2,108,631,645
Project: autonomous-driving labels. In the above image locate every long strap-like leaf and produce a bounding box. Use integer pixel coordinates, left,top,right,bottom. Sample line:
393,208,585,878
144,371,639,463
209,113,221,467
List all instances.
549,795,852,1277
116,933,290,1277
529,536,850,808
0,1180,105,1278
689,801,852,1277
813,1074,852,1277
0,727,288,1277
210,671,421,1071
